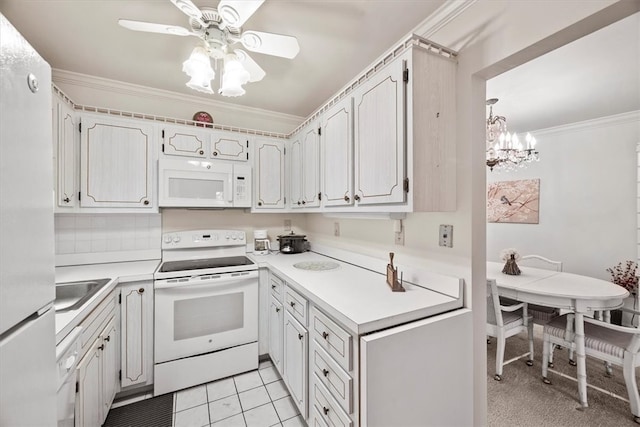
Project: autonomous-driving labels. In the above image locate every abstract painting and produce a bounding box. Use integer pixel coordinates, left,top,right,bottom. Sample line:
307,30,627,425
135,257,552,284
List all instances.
487,179,540,223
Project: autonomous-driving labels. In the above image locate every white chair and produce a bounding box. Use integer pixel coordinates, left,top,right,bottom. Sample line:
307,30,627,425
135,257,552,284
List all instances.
486,279,534,381
541,309,640,424
518,255,564,325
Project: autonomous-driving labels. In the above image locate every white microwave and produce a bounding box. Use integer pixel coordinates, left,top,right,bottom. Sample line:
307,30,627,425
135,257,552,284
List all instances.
158,159,251,208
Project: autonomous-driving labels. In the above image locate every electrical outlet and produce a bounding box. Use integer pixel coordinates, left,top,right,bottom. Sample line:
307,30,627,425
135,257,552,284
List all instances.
439,224,453,248
395,227,404,246
284,219,291,231
334,222,340,237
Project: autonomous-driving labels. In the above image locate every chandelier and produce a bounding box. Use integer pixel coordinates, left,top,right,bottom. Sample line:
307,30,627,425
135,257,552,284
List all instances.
485,98,539,172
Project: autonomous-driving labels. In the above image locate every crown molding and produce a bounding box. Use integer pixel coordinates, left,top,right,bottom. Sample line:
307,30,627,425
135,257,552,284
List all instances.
52,68,305,126
532,110,640,136
414,0,478,39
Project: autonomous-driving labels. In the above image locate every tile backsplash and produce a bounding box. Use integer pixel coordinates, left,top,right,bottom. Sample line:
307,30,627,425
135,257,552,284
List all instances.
55,214,161,263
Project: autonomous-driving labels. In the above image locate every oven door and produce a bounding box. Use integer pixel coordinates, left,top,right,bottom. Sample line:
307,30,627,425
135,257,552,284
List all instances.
154,270,258,364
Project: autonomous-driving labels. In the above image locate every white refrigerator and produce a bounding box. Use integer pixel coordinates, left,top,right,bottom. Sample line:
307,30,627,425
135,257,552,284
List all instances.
0,13,57,426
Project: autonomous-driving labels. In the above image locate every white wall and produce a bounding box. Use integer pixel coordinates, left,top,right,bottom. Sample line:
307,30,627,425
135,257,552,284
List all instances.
487,112,639,280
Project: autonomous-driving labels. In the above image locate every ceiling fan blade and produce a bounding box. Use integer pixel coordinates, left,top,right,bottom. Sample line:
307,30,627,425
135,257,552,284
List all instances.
235,49,265,83
240,31,300,59
170,0,203,20
118,19,193,36
218,0,265,28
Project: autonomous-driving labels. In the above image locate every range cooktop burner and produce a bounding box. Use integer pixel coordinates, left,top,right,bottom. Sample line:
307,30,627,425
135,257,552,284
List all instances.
159,256,254,273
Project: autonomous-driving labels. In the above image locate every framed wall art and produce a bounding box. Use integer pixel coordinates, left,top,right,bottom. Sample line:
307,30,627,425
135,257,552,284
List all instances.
487,178,540,224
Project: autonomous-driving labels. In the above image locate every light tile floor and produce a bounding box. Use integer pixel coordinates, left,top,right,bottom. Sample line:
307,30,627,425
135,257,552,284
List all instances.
172,360,306,427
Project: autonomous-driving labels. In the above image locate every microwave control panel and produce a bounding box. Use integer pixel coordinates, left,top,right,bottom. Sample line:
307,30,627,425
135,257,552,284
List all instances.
233,164,252,208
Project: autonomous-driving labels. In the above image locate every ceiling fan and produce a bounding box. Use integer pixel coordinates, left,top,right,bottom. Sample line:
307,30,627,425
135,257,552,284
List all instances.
118,0,300,97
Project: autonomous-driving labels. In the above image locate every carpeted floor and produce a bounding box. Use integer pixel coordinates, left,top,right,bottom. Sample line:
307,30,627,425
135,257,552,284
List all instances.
103,392,173,427
487,326,639,426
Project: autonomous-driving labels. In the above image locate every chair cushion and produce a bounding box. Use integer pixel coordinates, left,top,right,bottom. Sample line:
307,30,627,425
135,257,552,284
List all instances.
502,311,526,330
544,314,634,359
528,304,560,324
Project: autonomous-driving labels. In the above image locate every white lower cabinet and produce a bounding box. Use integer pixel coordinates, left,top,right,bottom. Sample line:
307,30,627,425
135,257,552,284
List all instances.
283,310,308,419
269,296,284,375
119,281,153,388
76,316,118,427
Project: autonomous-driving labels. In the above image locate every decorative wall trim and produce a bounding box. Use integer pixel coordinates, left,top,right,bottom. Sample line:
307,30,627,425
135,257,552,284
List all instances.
413,0,479,39
637,141,639,264
530,110,640,136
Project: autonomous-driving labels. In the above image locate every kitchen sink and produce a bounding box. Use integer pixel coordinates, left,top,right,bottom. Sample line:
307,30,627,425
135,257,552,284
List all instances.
54,278,111,312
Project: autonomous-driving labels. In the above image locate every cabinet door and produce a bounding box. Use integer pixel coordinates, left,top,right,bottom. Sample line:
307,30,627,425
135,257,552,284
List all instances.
162,125,207,158
76,338,102,427
322,97,353,207
80,115,155,208
254,139,285,209
288,137,302,208
211,131,249,161
353,57,406,205
301,126,320,207
269,296,284,375
283,311,308,419
101,319,118,424
54,95,78,209
120,282,151,388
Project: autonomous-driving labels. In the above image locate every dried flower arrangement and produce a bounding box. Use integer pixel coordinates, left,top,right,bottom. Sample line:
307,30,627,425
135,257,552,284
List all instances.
500,248,521,262
606,260,639,293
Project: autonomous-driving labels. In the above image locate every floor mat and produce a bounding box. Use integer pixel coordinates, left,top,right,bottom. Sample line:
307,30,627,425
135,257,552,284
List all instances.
104,393,173,427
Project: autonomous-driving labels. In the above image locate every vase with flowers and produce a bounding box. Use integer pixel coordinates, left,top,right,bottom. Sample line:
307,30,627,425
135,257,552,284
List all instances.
607,260,638,326
500,248,521,275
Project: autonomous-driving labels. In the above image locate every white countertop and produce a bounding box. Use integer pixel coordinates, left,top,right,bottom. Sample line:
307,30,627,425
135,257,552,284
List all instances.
55,260,160,344
249,251,462,335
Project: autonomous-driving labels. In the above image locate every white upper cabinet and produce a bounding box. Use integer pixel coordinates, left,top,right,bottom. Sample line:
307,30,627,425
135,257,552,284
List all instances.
161,125,207,158
321,97,354,207
254,138,286,209
80,114,156,209
288,124,320,209
288,137,302,208
211,131,249,161
353,53,406,206
53,93,78,210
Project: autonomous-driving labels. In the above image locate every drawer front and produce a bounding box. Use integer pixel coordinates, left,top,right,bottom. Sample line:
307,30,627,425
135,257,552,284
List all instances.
270,273,284,302
311,374,352,427
311,341,353,414
285,286,308,326
311,407,330,427
80,291,116,356
310,307,352,371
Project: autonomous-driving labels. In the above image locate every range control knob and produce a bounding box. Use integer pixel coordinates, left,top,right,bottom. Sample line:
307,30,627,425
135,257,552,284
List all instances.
231,234,237,240
238,234,244,240
173,235,181,243
163,235,173,244
225,234,230,240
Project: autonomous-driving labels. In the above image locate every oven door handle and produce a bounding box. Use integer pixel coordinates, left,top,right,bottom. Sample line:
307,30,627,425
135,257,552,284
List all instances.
154,274,256,291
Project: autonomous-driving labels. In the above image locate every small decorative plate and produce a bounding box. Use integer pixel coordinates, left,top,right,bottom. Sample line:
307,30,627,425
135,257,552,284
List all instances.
192,111,213,124
293,261,340,271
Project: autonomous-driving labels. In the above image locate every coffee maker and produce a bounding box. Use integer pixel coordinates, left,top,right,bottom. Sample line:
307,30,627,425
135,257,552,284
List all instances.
253,229,271,255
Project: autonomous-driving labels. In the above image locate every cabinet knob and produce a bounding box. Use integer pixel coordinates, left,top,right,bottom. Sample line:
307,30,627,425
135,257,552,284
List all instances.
344,195,350,202
302,200,306,205
275,307,280,313
322,369,329,377
290,301,295,307
104,335,110,342
354,195,361,202
258,202,263,206
297,201,301,205
323,406,329,415
271,284,276,289
213,151,218,156
98,344,105,351
143,200,149,205
138,288,145,294
199,150,204,155
298,333,304,340
63,197,70,203
322,331,329,339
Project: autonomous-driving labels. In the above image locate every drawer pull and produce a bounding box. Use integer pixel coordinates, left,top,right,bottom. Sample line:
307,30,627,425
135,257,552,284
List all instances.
322,331,329,339
323,406,329,415
298,333,304,340
322,369,329,377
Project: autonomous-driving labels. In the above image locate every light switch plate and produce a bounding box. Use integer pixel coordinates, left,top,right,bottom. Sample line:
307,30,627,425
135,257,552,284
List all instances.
334,222,340,237
439,224,453,248
284,219,291,231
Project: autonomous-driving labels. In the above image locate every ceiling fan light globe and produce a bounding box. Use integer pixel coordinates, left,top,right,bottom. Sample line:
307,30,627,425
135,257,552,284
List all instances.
186,79,214,94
